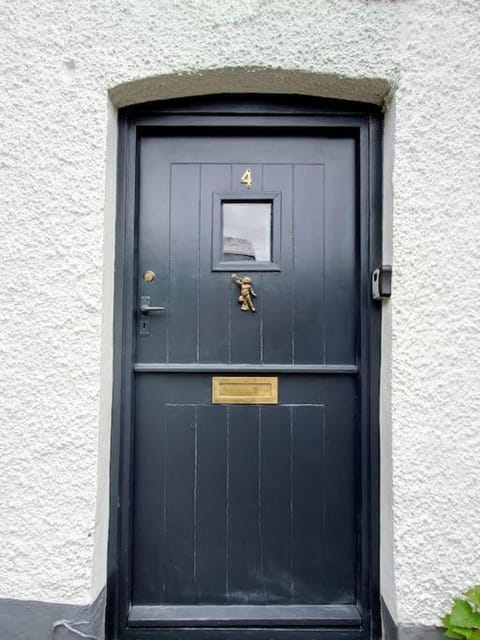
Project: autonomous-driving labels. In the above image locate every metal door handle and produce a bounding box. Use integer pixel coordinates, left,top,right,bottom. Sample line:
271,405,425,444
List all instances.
139,296,165,314
140,304,165,313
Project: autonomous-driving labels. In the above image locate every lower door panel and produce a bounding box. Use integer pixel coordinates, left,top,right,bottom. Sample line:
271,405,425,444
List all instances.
130,373,360,634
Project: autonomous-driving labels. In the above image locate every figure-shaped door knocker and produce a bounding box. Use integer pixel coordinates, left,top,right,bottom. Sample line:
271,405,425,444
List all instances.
232,274,256,312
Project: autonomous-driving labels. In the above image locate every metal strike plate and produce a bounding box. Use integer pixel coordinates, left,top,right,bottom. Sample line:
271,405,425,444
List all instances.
372,265,392,300
212,377,278,405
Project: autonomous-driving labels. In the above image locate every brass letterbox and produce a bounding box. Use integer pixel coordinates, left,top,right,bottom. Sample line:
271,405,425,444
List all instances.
212,377,278,405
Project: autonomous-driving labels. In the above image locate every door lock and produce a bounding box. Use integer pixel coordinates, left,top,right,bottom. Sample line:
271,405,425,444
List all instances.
138,296,165,336
372,265,392,300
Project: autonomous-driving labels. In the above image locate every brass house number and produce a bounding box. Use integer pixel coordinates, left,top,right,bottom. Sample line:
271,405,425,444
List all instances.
240,168,253,189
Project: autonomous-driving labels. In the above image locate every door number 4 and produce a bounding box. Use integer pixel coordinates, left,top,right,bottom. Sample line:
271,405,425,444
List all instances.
241,168,253,189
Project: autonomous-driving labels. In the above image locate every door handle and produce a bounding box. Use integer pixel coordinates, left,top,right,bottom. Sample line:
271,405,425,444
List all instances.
139,296,165,314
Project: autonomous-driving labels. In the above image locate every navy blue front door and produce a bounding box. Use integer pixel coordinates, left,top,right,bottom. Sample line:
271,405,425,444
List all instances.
110,98,381,640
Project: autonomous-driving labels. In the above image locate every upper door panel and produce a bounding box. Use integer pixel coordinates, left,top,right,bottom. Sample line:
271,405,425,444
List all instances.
136,135,357,366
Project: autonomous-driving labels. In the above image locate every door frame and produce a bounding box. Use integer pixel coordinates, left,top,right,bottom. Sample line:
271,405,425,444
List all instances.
106,94,383,640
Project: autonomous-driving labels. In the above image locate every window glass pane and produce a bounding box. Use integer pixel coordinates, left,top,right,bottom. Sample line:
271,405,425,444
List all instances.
222,202,272,262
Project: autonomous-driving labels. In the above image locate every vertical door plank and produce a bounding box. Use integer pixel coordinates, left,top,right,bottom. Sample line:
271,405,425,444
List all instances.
199,164,232,363
164,405,196,602
262,164,294,364
291,404,326,602
292,165,326,364
324,140,357,364
196,405,228,603
229,164,263,363
323,379,356,600
136,138,171,363
169,164,200,363
131,376,166,603
260,406,293,602
227,405,262,602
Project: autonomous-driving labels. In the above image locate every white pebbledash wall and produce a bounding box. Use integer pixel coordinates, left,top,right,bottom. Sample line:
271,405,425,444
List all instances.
1,0,479,629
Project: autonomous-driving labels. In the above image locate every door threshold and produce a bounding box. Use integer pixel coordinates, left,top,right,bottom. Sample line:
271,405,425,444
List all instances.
128,604,361,627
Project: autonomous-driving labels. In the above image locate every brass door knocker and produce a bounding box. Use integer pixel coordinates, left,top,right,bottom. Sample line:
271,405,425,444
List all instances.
232,274,256,312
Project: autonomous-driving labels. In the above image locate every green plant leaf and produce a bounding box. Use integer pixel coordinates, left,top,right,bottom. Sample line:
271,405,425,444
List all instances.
465,587,480,611
444,628,467,639
450,599,480,629
453,629,480,640
442,613,472,638
451,627,476,640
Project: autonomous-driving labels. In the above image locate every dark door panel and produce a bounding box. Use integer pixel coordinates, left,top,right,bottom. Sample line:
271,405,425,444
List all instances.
132,133,361,627
135,137,356,367
132,374,357,608
109,98,381,640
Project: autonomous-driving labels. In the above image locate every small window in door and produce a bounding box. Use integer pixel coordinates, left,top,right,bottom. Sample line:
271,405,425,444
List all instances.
212,192,281,271
222,202,272,262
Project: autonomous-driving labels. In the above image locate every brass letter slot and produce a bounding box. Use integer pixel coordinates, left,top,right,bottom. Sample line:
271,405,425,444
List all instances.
212,377,278,405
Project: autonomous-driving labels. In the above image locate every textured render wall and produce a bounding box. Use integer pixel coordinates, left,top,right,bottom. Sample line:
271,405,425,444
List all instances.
390,0,480,625
0,0,479,627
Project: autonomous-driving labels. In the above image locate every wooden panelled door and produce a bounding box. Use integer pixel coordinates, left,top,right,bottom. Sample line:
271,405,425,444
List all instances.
109,97,382,640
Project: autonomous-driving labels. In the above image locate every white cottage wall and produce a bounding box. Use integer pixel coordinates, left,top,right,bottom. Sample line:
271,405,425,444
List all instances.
0,0,479,632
